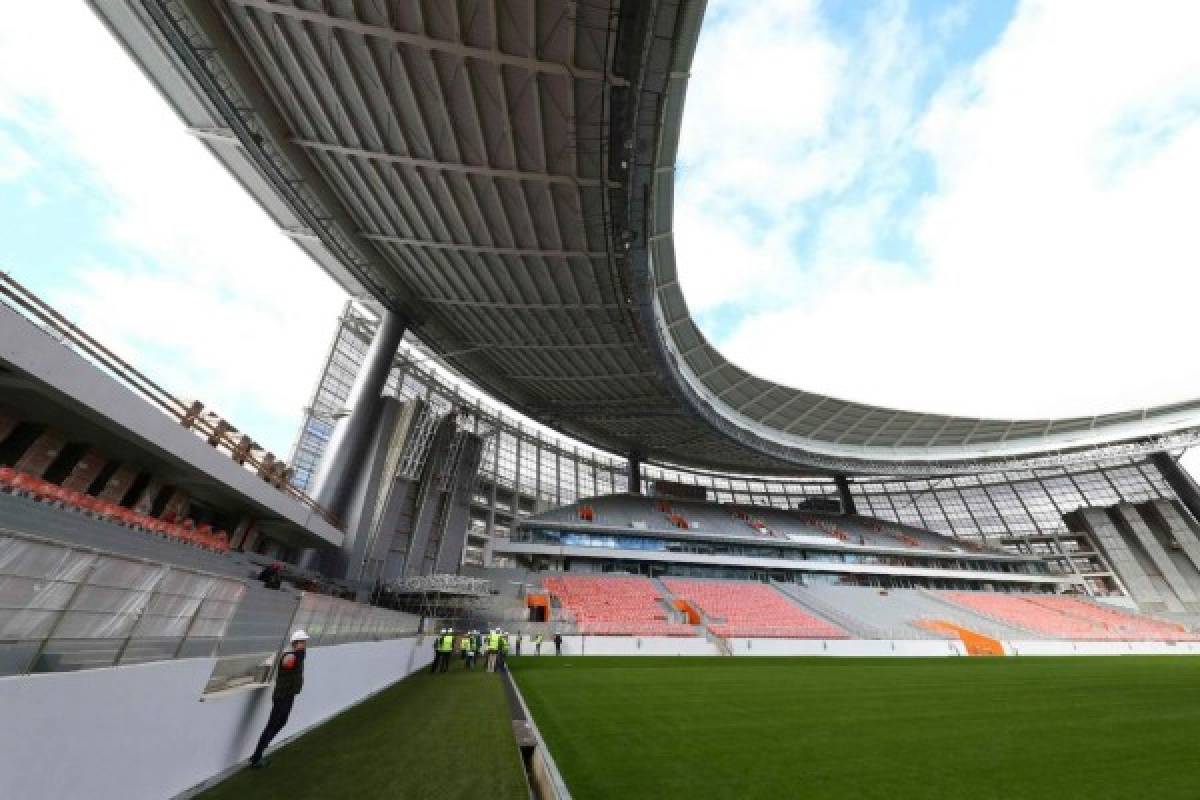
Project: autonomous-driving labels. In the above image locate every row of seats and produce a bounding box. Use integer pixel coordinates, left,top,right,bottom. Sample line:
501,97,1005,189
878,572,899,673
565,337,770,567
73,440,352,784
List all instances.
943,592,1200,641
664,579,848,639
0,467,230,553
543,575,696,637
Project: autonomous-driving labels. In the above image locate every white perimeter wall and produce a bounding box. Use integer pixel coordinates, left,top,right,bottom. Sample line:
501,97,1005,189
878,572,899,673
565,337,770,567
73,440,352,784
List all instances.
541,636,1200,658
553,635,720,656
1004,640,1200,656
0,636,434,800
728,639,968,657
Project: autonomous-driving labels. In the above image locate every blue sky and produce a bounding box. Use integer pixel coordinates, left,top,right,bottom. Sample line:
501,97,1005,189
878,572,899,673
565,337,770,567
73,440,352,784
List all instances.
676,0,1200,417
0,4,344,457
2,1,1200,466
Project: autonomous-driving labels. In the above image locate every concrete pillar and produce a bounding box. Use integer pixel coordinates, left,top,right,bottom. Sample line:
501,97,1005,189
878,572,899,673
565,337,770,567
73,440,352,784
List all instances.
310,308,406,521
97,464,139,504
1145,499,1200,577
1151,452,1200,527
1112,503,1198,607
13,429,67,478
61,448,108,493
629,451,642,495
835,475,857,515
1076,507,1165,610
0,405,18,444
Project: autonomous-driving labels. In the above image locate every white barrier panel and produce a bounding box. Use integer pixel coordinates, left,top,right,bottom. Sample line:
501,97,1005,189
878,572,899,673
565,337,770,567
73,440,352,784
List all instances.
545,637,967,657
0,636,433,800
1005,640,1200,656
552,636,720,656
729,639,967,657
539,636,1200,659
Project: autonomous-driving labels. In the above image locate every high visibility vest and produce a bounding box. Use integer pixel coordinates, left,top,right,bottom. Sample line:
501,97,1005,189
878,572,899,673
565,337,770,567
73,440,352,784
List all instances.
488,633,500,651
460,637,471,651
438,634,454,652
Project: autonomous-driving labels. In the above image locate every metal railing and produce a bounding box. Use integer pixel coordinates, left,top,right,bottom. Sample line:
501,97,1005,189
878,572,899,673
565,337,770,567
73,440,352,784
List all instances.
0,529,419,687
0,270,342,529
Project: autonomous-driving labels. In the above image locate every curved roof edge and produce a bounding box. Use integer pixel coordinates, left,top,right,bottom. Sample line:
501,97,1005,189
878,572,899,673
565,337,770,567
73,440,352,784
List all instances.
621,0,1200,474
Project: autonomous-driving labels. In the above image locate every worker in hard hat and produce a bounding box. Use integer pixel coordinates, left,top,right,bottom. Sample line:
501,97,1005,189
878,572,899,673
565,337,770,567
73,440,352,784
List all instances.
485,628,500,672
431,628,455,673
496,630,510,674
460,630,475,670
249,629,309,768
472,630,484,669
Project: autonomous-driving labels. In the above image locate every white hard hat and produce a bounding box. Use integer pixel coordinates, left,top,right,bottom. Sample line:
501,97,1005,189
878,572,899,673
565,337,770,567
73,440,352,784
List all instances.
291,629,309,642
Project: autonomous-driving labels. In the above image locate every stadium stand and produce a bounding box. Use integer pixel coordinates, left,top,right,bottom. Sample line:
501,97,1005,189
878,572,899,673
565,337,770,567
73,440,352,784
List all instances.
531,494,999,553
782,584,1035,640
0,466,229,552
663,579,848,639
542,574,697,636
942,592,1200,641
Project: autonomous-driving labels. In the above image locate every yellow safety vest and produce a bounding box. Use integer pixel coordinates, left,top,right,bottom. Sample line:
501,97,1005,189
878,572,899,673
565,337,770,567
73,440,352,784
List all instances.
438,634,454,652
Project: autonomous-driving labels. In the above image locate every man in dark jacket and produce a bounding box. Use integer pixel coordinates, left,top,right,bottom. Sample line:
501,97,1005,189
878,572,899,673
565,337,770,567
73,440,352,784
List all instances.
249,629,308,768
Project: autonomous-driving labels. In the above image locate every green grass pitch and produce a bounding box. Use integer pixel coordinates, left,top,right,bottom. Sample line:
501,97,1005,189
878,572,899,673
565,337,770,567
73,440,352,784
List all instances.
511,655,1200,799
199,667,527,800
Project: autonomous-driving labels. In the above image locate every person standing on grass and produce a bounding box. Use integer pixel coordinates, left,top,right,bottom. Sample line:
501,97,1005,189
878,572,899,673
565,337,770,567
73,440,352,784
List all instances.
439,629,455,673
461,632,475,670
485,629,499,672
554,632,563,656
431,628,454,674
515,632,523,656
534,632,544,655
497,630,510,673
249,629,308,769
460,631,471,666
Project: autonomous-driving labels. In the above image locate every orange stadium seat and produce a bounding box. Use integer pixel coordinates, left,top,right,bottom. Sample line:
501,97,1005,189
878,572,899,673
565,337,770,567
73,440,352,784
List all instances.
664,579,848,639
544,575,696,637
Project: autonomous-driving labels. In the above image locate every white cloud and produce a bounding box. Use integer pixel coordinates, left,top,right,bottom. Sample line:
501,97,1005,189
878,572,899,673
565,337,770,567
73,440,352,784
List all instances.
0,3,345,454
683,0,1200,419
0,129,34,182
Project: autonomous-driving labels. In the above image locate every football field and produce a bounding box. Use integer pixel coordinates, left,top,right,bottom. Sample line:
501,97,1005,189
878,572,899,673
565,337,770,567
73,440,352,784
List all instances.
511,655,1200,799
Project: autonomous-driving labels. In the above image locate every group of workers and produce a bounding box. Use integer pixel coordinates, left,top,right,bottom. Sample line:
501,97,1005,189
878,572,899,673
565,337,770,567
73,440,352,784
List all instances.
431,629,563,673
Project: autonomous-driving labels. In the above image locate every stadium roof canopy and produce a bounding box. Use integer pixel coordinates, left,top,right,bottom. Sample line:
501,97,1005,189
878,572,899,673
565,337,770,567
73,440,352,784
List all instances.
93,0,1200,476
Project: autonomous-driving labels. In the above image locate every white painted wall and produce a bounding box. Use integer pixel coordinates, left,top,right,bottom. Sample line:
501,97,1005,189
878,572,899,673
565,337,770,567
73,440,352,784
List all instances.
1004,639,1200,656
0,636,433,800
548,636,1200,658
727,638,968,657
550,636,720,656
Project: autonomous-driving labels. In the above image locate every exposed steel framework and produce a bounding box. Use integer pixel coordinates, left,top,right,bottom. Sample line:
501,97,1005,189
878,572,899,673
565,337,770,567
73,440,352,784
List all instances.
91,0,1200,476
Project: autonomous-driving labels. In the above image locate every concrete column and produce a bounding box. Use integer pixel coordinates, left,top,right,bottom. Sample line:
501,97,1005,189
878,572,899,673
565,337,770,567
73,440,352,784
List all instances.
1145,499,1200,577
1076,507,1165,609
310,308,406,521
835,475,857,515
629,451,642,495
1113,503,1198,606
1151,452,1200,527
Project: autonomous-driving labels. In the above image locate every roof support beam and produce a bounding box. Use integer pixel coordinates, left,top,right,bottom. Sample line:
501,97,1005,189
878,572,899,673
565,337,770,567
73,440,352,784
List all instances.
186,126,239,144
228,0,628,85
421,299,619,311
469,342,632,353
361,233,606,258
507,372,656,382
295,138,614,188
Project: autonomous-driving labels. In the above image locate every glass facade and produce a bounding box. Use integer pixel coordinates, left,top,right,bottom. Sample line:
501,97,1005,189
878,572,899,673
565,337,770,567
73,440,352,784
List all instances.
293,303,1191,592
510,527,1044,576
290,303,628,566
